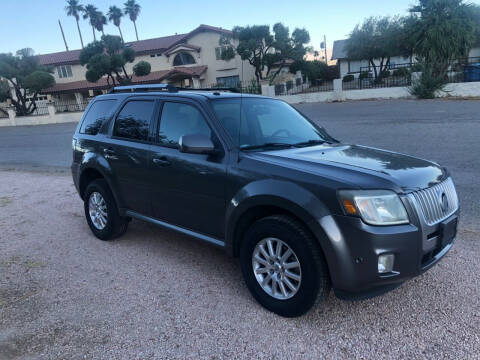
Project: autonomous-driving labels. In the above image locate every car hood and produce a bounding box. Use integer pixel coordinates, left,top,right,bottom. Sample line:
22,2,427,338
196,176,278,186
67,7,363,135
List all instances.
251,143,446,192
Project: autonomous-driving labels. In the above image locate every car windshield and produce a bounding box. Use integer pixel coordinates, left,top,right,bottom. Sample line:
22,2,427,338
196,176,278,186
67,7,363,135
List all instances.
211,98,333,150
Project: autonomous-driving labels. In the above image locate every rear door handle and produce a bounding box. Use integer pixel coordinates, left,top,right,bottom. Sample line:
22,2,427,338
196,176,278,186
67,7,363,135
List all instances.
153,156,171,167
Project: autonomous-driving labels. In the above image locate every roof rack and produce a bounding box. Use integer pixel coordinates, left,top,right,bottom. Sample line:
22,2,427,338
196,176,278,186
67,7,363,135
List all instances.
110,84,241,94
110,84,178,93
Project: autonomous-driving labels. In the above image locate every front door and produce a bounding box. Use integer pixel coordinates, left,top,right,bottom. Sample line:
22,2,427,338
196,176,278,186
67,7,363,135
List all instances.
149,100,228,238
106,98,157,215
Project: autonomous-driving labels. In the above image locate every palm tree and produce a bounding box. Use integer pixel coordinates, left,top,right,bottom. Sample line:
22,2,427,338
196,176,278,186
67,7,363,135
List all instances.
107,6,124,41
65,0,85,48
83,4,99,41
124,0,141,41
94,11,107,37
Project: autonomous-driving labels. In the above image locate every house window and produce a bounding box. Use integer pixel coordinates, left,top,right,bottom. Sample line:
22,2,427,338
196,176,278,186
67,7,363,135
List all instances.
215,46,233,60
57,65,73,78
173,52,196,66
216,75,240,88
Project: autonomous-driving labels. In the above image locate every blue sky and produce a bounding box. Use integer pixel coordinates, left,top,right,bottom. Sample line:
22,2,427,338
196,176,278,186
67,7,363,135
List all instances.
2,0,479,57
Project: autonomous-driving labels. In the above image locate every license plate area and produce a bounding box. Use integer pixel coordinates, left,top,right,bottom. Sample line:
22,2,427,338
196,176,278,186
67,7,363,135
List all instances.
439,216,458,248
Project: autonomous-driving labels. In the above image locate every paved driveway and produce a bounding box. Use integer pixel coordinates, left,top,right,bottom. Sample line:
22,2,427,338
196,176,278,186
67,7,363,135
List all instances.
0,99,479,359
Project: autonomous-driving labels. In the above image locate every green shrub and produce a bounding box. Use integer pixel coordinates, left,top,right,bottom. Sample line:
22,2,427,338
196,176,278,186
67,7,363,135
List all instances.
343,74,354,82
393,68,409,77
379,69,391,78
359,71,369,79
409,65,447,99
411,63,422,72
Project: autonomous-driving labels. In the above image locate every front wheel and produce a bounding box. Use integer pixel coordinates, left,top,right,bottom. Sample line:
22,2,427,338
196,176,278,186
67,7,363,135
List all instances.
240,215,331,317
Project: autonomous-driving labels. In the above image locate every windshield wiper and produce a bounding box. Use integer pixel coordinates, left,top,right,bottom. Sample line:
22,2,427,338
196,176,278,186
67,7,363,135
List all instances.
292,139,326,148
240,143,294,151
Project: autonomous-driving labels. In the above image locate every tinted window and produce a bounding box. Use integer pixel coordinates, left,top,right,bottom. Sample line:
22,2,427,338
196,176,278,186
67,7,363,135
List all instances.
114,100,155,141
211,98,329,147
158,102,211,147
80,99,117,135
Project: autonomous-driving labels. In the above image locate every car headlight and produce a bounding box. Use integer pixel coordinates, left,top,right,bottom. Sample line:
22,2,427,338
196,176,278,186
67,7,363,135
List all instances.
338,190,409,226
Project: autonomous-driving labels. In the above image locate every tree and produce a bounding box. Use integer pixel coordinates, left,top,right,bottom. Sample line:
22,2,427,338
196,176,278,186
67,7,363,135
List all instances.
65,0,85,48
83,4,99,41
80,35,151,86
264,24,311,81
230,23,311,85
108,6,124,41
0,49,55,116
124,0,141,41
408,0,478,98
345,16,407,81
94,11,107,37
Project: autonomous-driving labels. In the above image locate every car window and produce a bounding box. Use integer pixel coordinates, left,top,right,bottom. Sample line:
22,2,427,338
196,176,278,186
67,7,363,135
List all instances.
80,99,117,135
113,100,155,141
158,102,211,147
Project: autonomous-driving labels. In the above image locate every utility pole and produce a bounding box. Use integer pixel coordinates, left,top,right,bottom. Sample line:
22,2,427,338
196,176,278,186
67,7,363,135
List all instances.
323,35,328,64
58,20,69,51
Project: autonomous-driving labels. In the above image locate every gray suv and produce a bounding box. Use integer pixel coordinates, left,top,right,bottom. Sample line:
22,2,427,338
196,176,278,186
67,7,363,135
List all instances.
72,84,459,317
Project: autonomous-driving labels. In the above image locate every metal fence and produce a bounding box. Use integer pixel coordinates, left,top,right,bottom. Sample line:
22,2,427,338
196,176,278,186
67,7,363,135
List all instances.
342,75,412,90
53,98,91,113
276,81,334,96
0,107,8,119
207,83,261,95
30,102,50,116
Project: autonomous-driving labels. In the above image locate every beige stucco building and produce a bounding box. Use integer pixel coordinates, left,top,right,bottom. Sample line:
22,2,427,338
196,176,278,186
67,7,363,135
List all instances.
39,24,256,103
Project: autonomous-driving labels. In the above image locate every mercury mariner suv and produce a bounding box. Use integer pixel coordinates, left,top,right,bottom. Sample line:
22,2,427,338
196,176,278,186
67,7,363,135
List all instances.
71,84,459,317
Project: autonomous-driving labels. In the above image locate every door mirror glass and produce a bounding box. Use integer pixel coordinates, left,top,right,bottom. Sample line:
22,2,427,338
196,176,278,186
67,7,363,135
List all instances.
179,134,216,154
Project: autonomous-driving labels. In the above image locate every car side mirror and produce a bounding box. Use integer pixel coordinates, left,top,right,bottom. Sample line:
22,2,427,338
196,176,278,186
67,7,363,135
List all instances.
179,134,216,154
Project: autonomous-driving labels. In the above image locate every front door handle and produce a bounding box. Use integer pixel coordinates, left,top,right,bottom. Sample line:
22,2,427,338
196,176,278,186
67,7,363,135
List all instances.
104,148,116,156
152,156,171,167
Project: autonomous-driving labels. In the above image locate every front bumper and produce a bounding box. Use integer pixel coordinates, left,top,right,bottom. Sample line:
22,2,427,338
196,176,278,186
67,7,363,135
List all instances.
317,210,458,295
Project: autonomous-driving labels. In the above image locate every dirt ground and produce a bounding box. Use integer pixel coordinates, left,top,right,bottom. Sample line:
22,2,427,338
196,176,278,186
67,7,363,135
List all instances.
0,169,479,360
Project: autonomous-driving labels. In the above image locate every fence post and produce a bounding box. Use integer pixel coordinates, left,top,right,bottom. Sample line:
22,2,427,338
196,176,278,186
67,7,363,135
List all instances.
261,82,275,97
332,78,345,102
47,103,56,117
7,108,16,126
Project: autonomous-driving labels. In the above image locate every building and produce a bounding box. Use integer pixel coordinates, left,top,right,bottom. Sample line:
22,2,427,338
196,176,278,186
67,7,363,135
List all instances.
39,24,256,103
332,39,480,79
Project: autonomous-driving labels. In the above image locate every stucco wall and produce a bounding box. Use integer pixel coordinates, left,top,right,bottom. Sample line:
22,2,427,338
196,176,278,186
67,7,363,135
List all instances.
0,111,82,127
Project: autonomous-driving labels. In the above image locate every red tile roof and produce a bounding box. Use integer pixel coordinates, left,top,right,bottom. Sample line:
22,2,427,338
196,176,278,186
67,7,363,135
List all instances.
37,25,231,66
41,66,208,94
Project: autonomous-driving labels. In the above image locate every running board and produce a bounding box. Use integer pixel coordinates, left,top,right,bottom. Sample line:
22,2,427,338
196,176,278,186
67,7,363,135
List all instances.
125,210,225,247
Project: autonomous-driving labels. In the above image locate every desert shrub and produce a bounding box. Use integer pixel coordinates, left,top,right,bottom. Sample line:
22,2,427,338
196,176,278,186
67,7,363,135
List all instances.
343,74,354,82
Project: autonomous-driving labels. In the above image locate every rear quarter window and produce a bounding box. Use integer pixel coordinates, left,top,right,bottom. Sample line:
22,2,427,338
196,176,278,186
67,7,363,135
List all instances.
80,99,117,135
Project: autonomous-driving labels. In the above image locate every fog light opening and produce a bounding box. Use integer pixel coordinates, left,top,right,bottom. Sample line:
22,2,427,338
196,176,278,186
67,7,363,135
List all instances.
378,254,395,274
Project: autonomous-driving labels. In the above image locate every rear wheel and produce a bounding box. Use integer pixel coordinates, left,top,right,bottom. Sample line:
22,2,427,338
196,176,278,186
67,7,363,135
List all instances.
83,179,128,240
240,215,331,317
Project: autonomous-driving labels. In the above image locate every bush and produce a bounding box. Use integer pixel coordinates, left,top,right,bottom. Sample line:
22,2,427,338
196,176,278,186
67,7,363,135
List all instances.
411,63,422,72
343,74,354,82
359,71,369,80
393,68,410,77
409,66,447,99
133,61,151,76
379,69,391,78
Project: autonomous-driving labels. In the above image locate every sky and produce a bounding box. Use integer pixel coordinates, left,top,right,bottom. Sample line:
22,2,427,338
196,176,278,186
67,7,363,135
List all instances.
1,0,479,58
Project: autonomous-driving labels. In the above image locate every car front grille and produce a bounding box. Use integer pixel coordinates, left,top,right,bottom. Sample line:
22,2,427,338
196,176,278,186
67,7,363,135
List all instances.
408,178,459,226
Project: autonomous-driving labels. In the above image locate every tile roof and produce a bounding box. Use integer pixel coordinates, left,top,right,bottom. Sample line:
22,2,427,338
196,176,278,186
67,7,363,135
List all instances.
331,39,348,60
41,66,208,94
37,24,231,66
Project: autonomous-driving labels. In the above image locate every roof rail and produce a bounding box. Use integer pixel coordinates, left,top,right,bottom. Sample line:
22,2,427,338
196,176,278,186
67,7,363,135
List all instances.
110,84,178,93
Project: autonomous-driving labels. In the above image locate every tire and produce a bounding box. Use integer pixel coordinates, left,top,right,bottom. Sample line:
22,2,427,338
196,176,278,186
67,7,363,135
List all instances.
83,179,128,241
240,215,331,317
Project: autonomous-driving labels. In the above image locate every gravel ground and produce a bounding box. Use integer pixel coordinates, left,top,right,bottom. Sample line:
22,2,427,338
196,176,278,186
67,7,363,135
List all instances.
1,99,480,359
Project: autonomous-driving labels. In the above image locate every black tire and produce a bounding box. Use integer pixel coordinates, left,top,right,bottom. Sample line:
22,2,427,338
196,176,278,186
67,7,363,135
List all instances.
83,179,128,241
240,215,331,317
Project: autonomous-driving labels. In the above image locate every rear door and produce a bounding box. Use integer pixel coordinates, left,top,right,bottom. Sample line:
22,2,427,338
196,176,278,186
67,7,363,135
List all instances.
105,97,158,215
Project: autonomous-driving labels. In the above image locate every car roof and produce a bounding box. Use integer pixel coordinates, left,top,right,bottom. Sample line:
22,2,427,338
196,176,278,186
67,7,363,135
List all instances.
93,91,269,102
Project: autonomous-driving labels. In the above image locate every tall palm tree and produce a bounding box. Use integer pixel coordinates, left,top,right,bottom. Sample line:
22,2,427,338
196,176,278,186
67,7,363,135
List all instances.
107,6,124,41
82,4,99,41
94,11,107,37
124,0,141,41
65,0,85,48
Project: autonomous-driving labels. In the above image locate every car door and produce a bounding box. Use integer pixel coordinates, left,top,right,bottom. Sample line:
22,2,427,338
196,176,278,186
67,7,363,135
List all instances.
149,99,228,238
105,97,158,215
